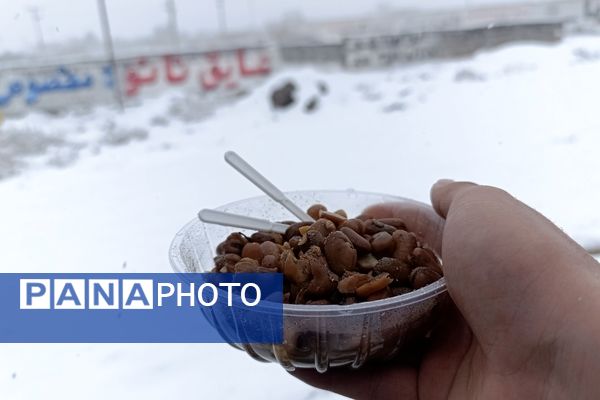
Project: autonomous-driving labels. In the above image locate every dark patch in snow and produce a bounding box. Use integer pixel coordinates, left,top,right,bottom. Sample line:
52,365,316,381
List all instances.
270,81,297,109
382,102,407,113
455,68,486,82
573,48,600,62
0,127,69,179
101,127,148,146
304,96,319,113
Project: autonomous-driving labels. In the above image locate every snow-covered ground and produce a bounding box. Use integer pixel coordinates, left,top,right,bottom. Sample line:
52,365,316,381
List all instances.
1,35,600,399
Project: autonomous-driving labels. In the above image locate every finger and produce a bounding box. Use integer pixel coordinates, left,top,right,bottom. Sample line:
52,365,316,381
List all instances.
364,201,445,254
290,363,418,400
430,180,478,218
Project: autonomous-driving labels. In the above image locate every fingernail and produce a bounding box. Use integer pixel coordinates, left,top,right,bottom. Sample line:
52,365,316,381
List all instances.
434,179,454,187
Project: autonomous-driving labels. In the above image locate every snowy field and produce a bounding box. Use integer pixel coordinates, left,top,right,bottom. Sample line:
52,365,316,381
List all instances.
1,35,600,399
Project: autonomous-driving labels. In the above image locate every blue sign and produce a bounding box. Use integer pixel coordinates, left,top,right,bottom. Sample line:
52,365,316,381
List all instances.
0,273,283,343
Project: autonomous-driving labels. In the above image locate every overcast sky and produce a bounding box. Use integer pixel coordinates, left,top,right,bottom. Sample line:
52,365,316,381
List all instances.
0,0,561,52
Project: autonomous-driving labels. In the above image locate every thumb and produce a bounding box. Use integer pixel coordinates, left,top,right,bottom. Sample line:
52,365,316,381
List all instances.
430,179,478,218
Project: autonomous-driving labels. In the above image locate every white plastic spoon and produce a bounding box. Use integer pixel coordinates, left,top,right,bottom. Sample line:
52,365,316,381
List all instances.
224,151,314,222
198,209,289,234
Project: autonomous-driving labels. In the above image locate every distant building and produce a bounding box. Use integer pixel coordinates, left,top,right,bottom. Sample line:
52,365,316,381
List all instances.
276,1,584,68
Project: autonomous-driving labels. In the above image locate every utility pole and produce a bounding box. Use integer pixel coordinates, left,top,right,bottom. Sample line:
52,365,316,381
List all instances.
97,0,124,109
216,0,227,34
247,0,257,30
165,0,180,50
461,0,471,29
28,7,45,51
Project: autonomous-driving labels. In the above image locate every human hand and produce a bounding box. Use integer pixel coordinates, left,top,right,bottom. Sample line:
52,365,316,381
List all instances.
292,180,600,399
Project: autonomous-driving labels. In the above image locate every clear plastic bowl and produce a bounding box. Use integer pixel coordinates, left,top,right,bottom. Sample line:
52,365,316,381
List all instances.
169,190,448,372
